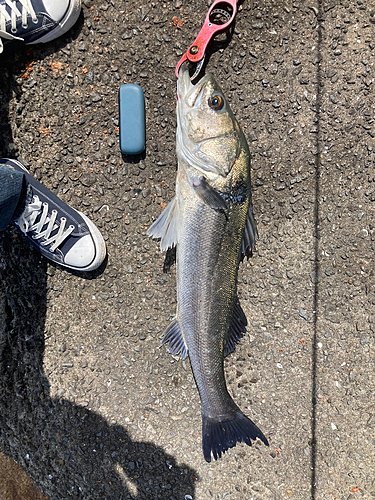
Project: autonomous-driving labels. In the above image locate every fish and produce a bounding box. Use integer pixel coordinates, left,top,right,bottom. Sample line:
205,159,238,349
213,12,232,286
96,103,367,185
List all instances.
148,64,268,462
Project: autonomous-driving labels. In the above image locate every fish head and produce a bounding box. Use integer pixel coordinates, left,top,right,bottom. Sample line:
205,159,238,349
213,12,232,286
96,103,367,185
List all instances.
177,64,246,178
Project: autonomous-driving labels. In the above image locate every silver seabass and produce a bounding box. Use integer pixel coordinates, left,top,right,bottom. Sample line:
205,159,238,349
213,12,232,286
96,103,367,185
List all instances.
148,65,268,462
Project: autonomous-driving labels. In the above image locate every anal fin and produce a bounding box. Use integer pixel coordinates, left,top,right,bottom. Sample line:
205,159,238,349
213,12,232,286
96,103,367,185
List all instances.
160,318,188,360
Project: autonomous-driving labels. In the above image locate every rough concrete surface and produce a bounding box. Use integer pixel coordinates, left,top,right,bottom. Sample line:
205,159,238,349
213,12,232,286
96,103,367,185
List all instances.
0,1,374,499
0,452,49,500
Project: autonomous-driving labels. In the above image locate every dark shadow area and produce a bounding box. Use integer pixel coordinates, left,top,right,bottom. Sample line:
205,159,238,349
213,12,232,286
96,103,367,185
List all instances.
0,66,18,158
0,230,196,500
121,151,147,164
0,14,196,499
311,1,324,498
163,246,176,273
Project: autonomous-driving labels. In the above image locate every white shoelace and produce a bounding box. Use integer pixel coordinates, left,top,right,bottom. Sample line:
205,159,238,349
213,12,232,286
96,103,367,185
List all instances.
0,0,37,53
16,194,75,252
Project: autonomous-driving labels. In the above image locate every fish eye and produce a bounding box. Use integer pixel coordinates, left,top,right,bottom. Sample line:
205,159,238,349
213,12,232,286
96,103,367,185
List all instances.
208,94,224,111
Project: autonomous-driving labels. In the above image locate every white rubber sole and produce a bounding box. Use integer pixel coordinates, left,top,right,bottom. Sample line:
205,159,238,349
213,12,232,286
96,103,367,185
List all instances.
28,0,82,45
74,211,107,272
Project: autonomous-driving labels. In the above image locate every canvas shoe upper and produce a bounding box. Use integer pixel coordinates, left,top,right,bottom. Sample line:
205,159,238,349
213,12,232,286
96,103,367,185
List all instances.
0,0,81,54
0,158,106,272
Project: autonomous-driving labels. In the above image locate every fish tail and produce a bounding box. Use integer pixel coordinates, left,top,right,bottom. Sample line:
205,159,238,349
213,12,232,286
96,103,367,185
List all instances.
202,410,268,462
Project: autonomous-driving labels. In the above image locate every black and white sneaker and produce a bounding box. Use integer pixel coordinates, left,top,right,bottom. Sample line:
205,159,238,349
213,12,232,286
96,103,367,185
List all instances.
1,158,106,272
0,0,81,54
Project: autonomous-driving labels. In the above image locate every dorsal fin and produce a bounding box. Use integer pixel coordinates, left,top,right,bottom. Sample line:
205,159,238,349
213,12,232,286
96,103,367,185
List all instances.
241,200,257,259
224,297,247,357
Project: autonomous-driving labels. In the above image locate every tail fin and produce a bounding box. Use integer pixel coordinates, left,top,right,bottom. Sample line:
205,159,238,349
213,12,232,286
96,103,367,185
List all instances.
202,411,268,462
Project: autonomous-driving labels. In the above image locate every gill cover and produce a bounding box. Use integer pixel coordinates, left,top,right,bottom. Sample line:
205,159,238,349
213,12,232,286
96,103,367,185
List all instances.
176,65,244,177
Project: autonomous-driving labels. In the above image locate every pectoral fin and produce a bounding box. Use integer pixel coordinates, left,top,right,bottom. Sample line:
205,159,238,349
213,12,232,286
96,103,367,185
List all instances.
241,200,258,259
192,176,228,211
160,318,188,360
224,297,247,357
147,197,178,251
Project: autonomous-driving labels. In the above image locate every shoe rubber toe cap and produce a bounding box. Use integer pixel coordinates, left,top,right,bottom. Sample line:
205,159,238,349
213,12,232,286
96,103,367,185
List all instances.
64,234,96,269
41,0,71,22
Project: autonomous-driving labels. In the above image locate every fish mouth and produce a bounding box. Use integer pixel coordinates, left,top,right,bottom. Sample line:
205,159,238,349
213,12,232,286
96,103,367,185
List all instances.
177,63,211,109
176,63,235,180
176,65,229,177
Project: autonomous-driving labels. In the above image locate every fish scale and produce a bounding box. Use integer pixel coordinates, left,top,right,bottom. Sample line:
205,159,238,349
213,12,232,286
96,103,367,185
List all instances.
148,65,268,461
177,184,244,418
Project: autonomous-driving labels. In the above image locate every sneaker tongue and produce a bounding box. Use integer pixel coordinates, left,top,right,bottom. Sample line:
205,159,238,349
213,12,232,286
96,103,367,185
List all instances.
15,194,43,234
24,183,34,204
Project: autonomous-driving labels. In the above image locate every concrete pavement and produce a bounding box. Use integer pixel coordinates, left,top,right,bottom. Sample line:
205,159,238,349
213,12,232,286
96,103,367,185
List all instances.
0,1,374,499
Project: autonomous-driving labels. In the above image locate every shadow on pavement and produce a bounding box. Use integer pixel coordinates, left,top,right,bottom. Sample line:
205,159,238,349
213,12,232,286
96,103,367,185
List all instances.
0,22,196,498
0,229,196,500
